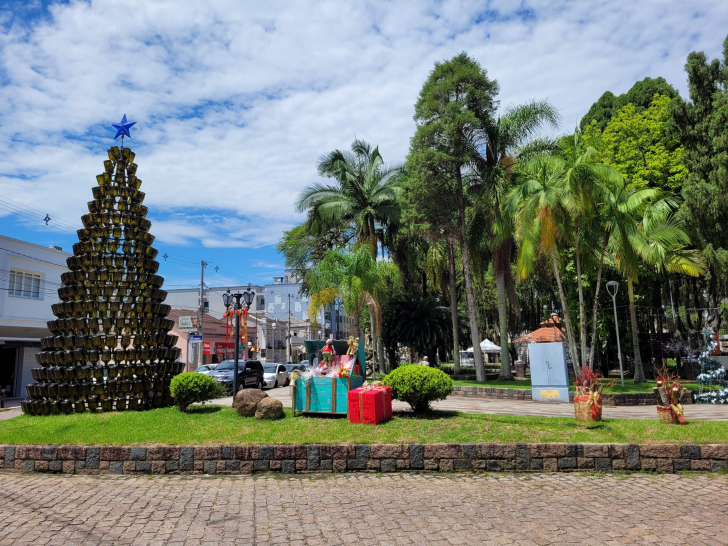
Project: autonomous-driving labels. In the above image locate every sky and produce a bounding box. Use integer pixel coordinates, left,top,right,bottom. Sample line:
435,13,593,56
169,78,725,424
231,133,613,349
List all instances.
0,0,727,290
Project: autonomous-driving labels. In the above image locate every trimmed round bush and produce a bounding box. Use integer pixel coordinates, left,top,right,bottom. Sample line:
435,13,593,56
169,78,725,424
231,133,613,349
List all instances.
170,372,225,412
383,364,454,414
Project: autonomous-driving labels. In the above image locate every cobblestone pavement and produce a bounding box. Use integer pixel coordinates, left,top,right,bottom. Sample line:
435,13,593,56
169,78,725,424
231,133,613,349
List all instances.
215,387,728,420
1,472,726,545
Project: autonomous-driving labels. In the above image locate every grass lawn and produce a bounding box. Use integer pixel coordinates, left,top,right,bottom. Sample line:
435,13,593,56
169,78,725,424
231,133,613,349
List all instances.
452,378,705,393
1,405,727,446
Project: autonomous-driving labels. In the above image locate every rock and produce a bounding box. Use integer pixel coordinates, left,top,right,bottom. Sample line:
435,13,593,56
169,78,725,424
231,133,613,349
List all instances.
255,397,284,420
233,389,268,417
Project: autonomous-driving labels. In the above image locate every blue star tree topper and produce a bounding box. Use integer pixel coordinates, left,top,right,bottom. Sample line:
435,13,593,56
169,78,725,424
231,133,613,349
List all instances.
112,114,136,139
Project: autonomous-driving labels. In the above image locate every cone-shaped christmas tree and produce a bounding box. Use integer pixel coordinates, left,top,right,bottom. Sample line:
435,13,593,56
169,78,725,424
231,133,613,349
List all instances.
22,131,183,415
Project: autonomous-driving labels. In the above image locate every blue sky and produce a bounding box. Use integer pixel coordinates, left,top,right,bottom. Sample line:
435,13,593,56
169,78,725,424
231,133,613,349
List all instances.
0,0,727,289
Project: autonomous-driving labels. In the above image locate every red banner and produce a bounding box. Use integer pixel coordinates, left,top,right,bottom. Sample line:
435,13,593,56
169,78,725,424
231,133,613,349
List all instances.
203,342,211,355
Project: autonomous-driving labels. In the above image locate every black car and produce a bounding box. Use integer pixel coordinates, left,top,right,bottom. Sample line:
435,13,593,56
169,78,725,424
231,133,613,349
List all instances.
209,359,264,394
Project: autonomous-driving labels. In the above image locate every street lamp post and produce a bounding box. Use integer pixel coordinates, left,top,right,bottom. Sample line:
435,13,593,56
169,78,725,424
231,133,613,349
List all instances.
222,285,255,403
606,280,624,387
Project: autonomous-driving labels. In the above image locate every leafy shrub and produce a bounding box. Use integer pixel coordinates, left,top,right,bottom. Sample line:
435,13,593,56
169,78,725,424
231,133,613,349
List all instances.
666,358,677,368
170,372,225,412
382,364,453,413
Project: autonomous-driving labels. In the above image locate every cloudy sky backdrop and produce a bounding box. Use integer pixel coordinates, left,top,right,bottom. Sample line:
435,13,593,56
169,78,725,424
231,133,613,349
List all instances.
0,0,726,288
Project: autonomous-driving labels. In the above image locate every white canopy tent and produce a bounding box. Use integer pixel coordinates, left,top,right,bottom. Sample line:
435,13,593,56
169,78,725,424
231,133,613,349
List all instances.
464,339,501,353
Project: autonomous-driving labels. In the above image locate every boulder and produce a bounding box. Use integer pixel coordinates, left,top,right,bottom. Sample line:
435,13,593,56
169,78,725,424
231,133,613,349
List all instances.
255,397,284,420
233,389,268,417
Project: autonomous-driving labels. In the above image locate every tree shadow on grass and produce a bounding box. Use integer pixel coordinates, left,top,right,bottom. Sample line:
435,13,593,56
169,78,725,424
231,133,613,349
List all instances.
393,409,460,420
186,405,223,414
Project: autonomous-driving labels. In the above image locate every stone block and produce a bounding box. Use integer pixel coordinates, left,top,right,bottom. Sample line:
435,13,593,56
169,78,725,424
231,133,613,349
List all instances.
219,446,233,460
35,460,50,472
136,461,152,473
462,443,477,459
355,444,370,459
275,445,306,460
123,461,135,473
542,458,558,472
281,460,296,474
75,461,85,470
577,457,595,469
486,459,500,472
625,445,640,470
258,445,275,459
529,444,568,458
180,447,194,471
62,460,75,473
17,446,42,459
147,446,180,460
296,459,307,470
657,459,674,473
711,460,727,472
41,446,57,460
14,460,23,470
380,459,397,472
247,446,260,460
410,444,424,469
216,460,226,471
471,460,487,470
4,446,15,468
701,445,728,460
530,458,543,470
371,444,409,459
165,460,179,472
691,459,711,471
269,460,281,470
23,460,35,472
322,445,354,459
100,447,130,461
347,458,366,470
558,457,577,470
641,458,657,470
439,459,454,471
501,459,516,471
396,459,410,469
366,459,380,470
86,447,100,469
424,459,438,470
611,459,626,471
152,461,166,474
225,460,240,471
58,446,85,460
239,461,254,473
253,460,269,472
49,460,63,472
306,445,320,470
193,461,204,471
479,443,516,459
681,444,701,459
516,444,530,470
99,461,110,470
320,459,333,470
194,446,221,460
203,461,217,474
582,444,611,458
673,459,691,472
424,444,461,459
130,447,147,461
333,459,347,472
608,444,625,459
639,444,680,458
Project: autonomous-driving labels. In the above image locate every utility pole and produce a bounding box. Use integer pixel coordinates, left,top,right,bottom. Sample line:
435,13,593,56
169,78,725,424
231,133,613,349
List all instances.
198,261,207,367
287,293,292,363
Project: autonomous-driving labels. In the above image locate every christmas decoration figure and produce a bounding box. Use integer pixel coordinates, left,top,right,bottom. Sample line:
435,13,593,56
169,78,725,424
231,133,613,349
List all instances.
21,118,183,415
695,326,728,404
654,366,687,424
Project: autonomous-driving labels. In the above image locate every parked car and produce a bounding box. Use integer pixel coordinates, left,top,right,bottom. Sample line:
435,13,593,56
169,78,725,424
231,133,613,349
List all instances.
194,364,218,376
209,359,264,394
263,363,289,389
284,363,307,373
298,360,310,369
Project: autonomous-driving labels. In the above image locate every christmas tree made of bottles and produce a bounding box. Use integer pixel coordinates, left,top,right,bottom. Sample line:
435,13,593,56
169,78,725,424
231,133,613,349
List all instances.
22,126,183,415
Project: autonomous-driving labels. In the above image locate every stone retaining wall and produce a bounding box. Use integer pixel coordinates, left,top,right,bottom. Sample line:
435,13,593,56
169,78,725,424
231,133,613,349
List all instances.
2,443,726,475
451,386,695,405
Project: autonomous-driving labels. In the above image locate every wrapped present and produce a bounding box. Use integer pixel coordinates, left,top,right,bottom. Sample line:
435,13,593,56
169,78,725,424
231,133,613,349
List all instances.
348,385,392,424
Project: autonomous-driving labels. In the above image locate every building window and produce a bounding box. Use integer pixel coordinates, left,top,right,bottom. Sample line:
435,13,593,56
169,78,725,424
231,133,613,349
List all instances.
9,270,42,299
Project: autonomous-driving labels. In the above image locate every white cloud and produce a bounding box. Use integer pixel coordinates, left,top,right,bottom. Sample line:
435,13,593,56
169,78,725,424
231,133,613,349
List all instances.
0,0,727,248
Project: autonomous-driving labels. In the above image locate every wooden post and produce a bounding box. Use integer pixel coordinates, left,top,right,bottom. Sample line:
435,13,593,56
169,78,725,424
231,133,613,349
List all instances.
305,379,311,412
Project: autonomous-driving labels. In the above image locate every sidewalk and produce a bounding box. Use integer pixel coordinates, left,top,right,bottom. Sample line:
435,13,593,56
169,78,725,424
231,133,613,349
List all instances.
216,387,728,420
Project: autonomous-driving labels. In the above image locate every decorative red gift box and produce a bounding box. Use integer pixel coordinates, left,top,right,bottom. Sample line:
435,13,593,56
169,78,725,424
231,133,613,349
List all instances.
348,385,392,424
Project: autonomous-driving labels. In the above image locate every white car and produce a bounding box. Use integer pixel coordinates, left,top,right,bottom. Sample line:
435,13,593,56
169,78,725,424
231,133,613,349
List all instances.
262,363,289,389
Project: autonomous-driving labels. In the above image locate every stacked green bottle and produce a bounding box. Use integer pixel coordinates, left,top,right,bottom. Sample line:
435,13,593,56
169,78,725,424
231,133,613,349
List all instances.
22,145,184,415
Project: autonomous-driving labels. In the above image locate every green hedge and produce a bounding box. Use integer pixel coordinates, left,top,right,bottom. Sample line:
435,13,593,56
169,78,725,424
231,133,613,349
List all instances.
383,364,454,413
170,373,225,412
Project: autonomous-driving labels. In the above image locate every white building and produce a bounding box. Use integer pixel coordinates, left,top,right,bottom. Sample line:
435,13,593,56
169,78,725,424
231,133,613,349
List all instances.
0,235,69,398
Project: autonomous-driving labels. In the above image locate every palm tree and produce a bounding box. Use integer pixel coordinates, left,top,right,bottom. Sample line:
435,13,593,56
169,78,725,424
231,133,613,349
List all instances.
393,296,451,364
470,100,560,379
296,139,404,259
609,198,705,382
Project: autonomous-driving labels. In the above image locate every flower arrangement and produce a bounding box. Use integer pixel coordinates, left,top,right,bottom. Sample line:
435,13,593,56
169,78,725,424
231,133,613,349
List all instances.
573,367,615,421
653,366,687,424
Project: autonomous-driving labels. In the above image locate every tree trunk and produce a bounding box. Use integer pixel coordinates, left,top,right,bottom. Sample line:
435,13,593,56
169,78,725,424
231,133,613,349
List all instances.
551,247,580,376
447,240,461,375
368,216,378,259
628,278,646,383
495,269,512,380
588,234,609,368
574,229,588,369
455,167,486,381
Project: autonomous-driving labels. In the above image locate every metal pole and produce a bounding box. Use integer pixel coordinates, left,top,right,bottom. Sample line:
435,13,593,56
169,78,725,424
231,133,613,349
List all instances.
198,261,206,367
612,294,624,387
287,294,291,363
232,296,240,403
